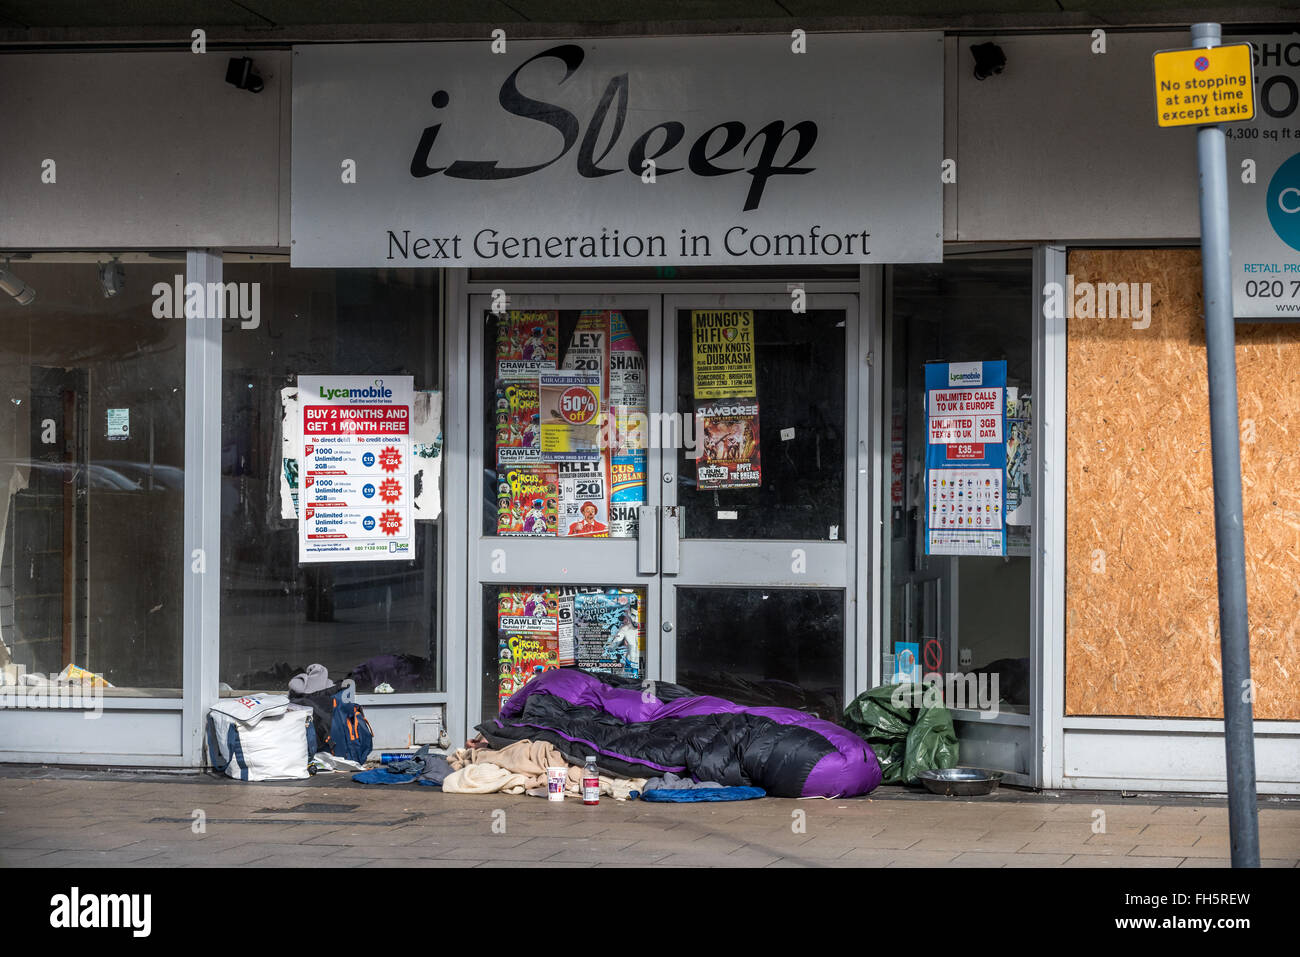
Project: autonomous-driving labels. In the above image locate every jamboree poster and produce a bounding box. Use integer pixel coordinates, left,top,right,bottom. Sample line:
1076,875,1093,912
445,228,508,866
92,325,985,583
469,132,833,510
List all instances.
299,374,414,563
695,400,762,490
924,361,1006,557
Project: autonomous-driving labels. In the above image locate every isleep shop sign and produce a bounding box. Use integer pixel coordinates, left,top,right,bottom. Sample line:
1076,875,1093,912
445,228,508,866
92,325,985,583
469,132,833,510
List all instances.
1226,36,1300,318
291,35,942,268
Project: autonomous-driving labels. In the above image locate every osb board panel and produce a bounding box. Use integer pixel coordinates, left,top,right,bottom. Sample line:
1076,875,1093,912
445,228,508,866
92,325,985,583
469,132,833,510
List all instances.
1066,248,1300,719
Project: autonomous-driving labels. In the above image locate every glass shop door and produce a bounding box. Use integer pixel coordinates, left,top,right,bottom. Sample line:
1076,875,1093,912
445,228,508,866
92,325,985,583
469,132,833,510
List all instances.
469,294,664,724
659,294,859,719
885,259,1035,784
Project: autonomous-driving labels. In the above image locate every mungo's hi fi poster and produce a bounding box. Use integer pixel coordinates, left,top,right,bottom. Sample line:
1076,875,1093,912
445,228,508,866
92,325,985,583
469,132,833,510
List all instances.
691,309,756,399
924,360,1007,557
299,375,414,563
695,400,762,490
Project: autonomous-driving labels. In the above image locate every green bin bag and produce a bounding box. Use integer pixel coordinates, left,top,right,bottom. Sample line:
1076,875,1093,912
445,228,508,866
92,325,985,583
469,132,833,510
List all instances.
843,684,960,785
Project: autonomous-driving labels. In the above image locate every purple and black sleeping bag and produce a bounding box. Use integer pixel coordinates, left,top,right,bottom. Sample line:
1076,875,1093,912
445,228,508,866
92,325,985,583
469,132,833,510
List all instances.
485,669,882,798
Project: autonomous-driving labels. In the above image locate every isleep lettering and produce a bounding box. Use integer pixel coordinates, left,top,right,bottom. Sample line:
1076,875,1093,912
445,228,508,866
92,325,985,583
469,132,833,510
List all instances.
408,44,819,213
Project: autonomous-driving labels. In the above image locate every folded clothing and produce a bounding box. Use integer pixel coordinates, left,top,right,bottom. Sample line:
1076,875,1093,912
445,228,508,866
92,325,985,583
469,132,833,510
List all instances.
419,754,455,787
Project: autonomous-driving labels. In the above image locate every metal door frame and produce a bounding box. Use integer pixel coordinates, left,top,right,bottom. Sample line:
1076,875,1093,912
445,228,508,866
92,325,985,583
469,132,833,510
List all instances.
880,250,1041,787
457,274,870,732
0,249,216,766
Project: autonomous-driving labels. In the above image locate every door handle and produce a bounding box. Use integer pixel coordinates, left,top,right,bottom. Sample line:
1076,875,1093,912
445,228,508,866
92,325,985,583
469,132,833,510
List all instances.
637,505,658,574
662,505,680,576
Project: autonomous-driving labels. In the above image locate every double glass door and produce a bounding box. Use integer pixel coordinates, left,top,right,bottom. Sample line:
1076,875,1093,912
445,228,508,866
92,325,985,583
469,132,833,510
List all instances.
469,292,860,725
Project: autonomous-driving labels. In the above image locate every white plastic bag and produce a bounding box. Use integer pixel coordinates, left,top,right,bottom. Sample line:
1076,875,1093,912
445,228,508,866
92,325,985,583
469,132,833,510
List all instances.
207,695,310,781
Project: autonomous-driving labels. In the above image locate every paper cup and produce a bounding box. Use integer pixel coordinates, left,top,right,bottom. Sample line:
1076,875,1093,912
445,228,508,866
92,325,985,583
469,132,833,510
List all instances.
546,766,567,802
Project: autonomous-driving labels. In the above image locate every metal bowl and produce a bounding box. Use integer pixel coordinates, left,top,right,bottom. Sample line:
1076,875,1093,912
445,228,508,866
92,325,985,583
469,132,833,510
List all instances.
917,767,1004,796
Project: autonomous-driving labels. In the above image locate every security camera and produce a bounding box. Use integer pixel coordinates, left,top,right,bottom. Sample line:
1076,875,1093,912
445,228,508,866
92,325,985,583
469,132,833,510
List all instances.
225,56,264,94
98,259,125,298
971,42,1007,81
0,266,36,306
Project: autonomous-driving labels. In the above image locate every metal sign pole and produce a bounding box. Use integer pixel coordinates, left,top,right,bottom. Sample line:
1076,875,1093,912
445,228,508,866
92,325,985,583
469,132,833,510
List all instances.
1190,20,1259,868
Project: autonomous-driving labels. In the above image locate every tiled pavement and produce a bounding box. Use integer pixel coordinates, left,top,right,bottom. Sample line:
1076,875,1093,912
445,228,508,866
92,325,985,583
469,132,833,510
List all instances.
1,767,1297,868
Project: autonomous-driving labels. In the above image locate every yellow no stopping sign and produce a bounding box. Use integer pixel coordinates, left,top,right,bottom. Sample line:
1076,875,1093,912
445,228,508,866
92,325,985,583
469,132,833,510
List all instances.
1153,43,1255,127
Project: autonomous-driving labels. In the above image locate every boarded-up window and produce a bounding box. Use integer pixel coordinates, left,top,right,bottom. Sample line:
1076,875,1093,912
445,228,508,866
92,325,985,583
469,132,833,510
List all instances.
1066,248,1300,719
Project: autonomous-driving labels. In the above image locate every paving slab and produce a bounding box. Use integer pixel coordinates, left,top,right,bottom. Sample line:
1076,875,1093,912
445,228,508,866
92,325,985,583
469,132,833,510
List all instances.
1062,854,1188,867
3,768,1298,868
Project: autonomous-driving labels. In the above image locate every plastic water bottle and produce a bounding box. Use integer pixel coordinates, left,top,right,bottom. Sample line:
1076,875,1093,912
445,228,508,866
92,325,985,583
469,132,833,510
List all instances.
582,756,600,806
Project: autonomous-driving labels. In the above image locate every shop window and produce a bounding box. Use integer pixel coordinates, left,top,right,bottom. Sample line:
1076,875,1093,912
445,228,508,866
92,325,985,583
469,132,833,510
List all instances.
885,260,1033,714
674,307,846,541
0,258,186,695
676,587,845,719
219,263,442,694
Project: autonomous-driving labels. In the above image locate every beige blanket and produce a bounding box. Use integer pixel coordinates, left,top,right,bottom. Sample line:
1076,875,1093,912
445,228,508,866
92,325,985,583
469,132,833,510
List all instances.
449,739,568,777
442,763,534,794
446,740,645,798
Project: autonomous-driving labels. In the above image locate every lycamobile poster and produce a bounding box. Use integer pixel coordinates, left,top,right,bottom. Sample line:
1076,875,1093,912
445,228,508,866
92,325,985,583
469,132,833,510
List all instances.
924,361,1006,557
299,375,414,563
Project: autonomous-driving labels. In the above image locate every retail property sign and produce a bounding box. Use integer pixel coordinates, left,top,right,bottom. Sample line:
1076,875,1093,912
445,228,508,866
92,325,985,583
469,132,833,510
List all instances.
291,34,942,268
299,375,414,563
1226,36,1300,319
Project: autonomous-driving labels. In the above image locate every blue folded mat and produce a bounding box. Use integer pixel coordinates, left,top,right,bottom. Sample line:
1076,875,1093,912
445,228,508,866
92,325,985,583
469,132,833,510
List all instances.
351,768,417,785
639,786,766,802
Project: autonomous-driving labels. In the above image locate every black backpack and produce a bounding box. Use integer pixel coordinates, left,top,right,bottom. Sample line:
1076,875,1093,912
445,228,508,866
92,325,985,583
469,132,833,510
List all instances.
289,679,356,757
